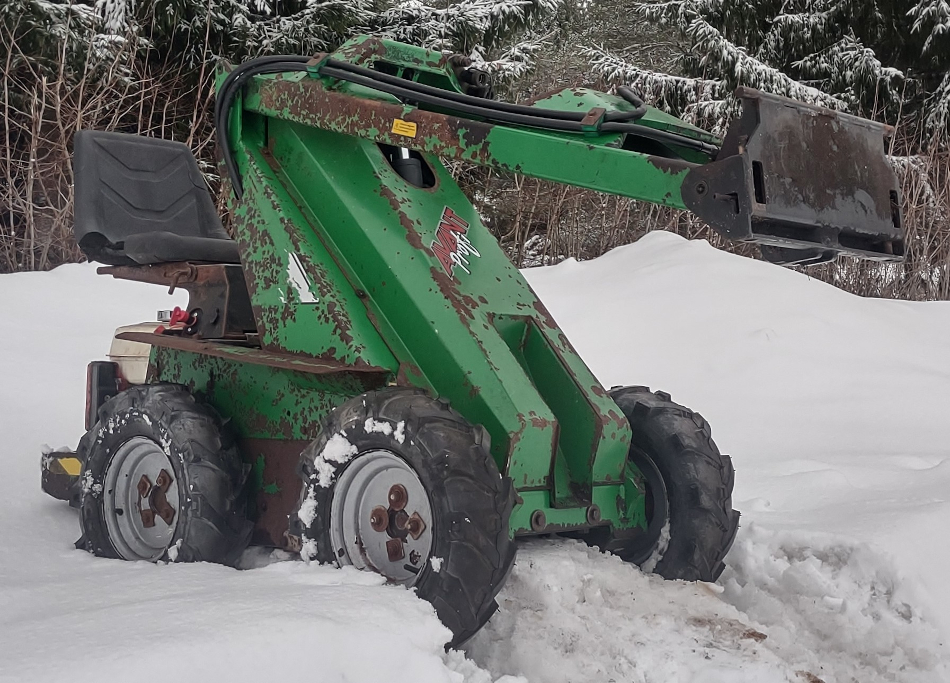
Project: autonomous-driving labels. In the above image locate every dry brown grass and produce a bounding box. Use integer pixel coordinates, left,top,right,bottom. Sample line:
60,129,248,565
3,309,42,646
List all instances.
0,23,219,273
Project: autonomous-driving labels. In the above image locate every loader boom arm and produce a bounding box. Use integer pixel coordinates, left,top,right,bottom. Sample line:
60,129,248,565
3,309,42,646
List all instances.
225,37,903,265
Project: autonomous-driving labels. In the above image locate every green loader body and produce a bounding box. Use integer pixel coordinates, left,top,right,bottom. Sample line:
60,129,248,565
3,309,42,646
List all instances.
42,36,904,643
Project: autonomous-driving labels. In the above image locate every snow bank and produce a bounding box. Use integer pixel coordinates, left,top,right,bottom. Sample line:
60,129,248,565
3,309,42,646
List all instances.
1,233,949,682
720,526,943,681
467,534,945,683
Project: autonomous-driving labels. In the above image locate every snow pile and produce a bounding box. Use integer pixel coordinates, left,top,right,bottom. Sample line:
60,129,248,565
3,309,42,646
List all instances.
2,233,949,682
720,525,943,681
468,537,945,683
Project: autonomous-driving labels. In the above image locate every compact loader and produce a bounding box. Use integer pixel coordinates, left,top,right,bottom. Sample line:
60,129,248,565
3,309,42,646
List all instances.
41,36,903,644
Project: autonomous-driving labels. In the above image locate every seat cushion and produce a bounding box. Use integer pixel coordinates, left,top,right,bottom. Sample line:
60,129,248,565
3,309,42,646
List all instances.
73,130,239,265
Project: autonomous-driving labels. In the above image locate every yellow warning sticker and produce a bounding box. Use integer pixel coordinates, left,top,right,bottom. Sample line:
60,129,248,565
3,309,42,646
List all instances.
391,119,418,138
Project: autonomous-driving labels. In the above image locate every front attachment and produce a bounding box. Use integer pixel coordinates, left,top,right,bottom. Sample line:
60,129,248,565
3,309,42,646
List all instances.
682,87,903,265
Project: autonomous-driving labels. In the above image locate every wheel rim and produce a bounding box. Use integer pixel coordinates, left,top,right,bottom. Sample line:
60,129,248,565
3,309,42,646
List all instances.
330,450,434,585
103,437,180,561
624,446,670,565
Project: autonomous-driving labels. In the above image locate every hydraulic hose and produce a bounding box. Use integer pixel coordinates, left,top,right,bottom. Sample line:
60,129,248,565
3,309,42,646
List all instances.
322,59,648,123
217,55,719,198
319,64,587,131
611,86,648,120
215,55,310,198
319,63,720,155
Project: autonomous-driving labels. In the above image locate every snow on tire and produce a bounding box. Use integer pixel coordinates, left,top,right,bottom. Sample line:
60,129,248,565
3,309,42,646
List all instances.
78,383,252,565
291,387,517,647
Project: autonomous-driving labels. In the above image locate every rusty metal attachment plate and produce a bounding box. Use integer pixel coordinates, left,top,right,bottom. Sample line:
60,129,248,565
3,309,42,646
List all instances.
682,87,904,264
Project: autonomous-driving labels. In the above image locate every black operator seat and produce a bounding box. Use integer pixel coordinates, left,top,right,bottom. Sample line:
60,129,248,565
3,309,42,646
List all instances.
72,130,241,266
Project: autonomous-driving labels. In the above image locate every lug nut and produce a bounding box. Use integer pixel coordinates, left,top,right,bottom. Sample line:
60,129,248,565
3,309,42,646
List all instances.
369,506,389,532
386,538,405,562
388,484,408,511
406,512,426,540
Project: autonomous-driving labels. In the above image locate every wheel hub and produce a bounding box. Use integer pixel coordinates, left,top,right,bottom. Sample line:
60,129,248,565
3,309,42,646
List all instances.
103,437,180,561
137,469,176,528
329,450,433,585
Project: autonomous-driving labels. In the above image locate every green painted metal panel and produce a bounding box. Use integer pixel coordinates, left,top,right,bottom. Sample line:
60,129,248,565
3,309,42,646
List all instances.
229,112,632,503
212,37,662,538
150,346,374,440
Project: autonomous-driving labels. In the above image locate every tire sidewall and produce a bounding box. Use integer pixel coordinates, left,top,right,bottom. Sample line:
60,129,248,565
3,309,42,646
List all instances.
294,388,516,644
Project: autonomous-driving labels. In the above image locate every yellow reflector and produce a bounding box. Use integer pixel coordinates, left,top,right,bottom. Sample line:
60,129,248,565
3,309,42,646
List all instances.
57,457,83,476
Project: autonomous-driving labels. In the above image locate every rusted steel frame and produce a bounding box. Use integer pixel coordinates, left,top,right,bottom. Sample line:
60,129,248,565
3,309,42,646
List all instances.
681,87,903,260
734,86,895,135
239,437,309,549
242,76,695,209
118,331,391,378
98,262,199,292
100,262,257,339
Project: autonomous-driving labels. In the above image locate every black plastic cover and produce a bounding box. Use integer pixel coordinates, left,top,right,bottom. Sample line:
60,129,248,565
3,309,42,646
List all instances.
73,130,240,265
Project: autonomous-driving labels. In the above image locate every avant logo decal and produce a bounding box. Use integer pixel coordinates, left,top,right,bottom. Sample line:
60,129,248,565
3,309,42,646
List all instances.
431,207,480,277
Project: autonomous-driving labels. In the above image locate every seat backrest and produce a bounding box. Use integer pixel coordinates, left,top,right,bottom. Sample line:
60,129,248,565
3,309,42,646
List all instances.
73,130,229,264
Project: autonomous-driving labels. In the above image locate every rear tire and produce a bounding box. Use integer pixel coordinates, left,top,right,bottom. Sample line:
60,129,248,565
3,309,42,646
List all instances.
78,383,251,565
591,386,739,582
291,387,516,647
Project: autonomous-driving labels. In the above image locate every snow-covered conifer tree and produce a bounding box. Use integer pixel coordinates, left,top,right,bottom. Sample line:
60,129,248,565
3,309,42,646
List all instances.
582,0,920,131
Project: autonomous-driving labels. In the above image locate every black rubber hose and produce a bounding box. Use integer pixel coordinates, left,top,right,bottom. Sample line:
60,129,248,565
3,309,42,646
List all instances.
324,59,649,123
600,121,720,155
320,64,719,154
215,56,310,198
324,59,583,121
319,65,585,131
607,86,648,121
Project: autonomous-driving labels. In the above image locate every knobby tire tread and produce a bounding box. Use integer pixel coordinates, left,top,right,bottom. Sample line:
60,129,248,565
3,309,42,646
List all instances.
292,387,516,647
78,383,251,565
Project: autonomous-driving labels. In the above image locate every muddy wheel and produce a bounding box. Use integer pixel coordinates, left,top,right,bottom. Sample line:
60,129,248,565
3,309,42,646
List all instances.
291,387,516,647
78,383,251,564
589,386,740,582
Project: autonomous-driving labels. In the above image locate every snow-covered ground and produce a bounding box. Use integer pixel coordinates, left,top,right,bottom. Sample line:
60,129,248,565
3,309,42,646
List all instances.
1,232,948,682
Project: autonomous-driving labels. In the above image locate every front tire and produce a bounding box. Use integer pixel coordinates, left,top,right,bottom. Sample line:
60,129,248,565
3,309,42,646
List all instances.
291,388,516,646
78,384,251,565
592,386,740,582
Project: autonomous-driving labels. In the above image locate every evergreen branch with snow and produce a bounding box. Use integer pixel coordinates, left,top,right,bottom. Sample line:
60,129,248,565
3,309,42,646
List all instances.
908,0,950,59
583,45,723,121
681,15,844,108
